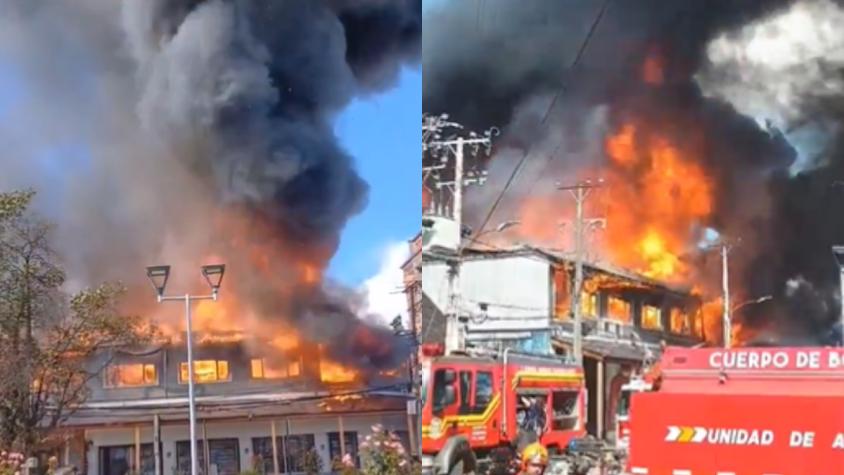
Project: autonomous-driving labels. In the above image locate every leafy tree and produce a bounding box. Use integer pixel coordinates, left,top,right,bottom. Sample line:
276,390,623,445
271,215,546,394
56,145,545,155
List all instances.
0,190,154,452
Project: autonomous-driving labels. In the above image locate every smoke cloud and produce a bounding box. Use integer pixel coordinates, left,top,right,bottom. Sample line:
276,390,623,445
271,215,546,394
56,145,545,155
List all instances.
0,0,420,372
424,0,844,343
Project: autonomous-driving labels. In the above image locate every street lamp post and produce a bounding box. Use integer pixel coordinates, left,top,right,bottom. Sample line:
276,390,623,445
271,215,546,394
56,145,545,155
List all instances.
146,264,225,475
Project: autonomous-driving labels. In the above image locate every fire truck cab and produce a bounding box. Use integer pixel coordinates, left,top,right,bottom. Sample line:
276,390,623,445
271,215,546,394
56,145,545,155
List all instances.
420,345,586,475
627,346,844,474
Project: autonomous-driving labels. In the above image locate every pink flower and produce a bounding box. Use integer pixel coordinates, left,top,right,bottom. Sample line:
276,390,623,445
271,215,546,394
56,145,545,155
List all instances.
371,424,383,433
342,453,354,467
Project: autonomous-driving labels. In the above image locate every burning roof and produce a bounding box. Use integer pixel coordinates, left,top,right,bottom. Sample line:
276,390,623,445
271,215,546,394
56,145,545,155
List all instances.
459,244,697,298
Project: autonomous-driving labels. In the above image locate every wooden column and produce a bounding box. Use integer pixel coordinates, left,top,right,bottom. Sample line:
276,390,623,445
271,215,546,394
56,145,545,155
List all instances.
597,359,605,439
338,416,346,458
154,414,162,475
134,426,141,473
202,420,210,475
406,401,417,456
270,420,280,475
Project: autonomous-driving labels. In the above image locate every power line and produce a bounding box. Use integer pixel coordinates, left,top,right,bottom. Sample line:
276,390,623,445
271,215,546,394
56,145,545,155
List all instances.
469,0,612,246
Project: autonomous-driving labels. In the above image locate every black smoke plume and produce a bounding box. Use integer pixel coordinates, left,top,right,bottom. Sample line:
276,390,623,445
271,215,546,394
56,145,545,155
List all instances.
424,0,844,343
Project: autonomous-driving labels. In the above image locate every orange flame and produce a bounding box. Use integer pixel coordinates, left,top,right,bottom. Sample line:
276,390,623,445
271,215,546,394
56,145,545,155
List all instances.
601,124,713,281
144,209,382,386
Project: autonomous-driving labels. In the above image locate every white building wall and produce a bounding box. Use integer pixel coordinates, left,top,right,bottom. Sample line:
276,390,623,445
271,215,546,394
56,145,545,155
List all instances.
85,412,407,475
423,255,552,333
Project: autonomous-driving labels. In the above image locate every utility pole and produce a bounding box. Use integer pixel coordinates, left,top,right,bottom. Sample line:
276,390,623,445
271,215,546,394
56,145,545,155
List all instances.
423,114,497,353
558,179,604,364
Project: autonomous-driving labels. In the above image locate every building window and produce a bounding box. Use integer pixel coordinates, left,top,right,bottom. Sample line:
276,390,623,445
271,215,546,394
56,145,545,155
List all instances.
250,437,275,474
99,444,155,475
581,292,598,318
283,434,316,472
607,296,631,323
250,358,302,380
250,435,316,474
693,311,705,338
328,432,359,468
553,268,570,320
670,308,690,334
179,360,230,384
176,439,240,475
103,364,157,388
641,305,662,330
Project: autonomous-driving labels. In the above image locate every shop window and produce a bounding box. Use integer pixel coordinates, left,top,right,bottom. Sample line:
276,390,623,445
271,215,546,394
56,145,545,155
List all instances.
328,432,359,468
104,364,157,388
641,305,662,330
179,360,230,384
250,358,302,380
607,296,631,323
99,444,155,475
176,439,240,475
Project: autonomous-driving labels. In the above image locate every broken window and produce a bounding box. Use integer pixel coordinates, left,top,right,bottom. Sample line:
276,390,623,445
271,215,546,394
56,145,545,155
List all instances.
551,391,580,431
581,292,598,318
607,296,631,323
250,358,302,380
642,305,662,330
179,360,230,384
104,364,157,388
553,267,570,320
693,311,705,338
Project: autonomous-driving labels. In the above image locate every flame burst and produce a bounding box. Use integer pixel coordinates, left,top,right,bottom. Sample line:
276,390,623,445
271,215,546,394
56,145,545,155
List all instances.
145,210,378,385
601,123,713,281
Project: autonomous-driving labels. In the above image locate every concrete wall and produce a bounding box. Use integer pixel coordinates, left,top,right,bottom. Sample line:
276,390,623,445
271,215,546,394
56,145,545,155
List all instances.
423,255,552,333
84,412,408,475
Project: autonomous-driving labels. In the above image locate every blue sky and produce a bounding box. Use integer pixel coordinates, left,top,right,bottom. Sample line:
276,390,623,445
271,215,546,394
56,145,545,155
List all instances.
329,66,421,286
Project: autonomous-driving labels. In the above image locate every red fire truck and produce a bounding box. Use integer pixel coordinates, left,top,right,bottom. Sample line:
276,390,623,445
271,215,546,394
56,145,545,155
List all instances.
614,375,653,452
627,346,844,474
419,344,587,475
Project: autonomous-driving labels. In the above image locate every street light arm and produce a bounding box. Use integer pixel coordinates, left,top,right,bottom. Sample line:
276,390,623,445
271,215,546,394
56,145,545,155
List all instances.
731,295,772,314
159,294,218,302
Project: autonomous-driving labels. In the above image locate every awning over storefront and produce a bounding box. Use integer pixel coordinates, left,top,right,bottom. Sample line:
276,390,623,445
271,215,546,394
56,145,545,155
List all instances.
552,334,656,363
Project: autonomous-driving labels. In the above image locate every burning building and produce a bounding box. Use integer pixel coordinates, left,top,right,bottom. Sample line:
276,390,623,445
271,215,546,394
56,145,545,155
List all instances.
420,219,703,441
423,0,844,347
0,0,421,473
56,337,413,475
